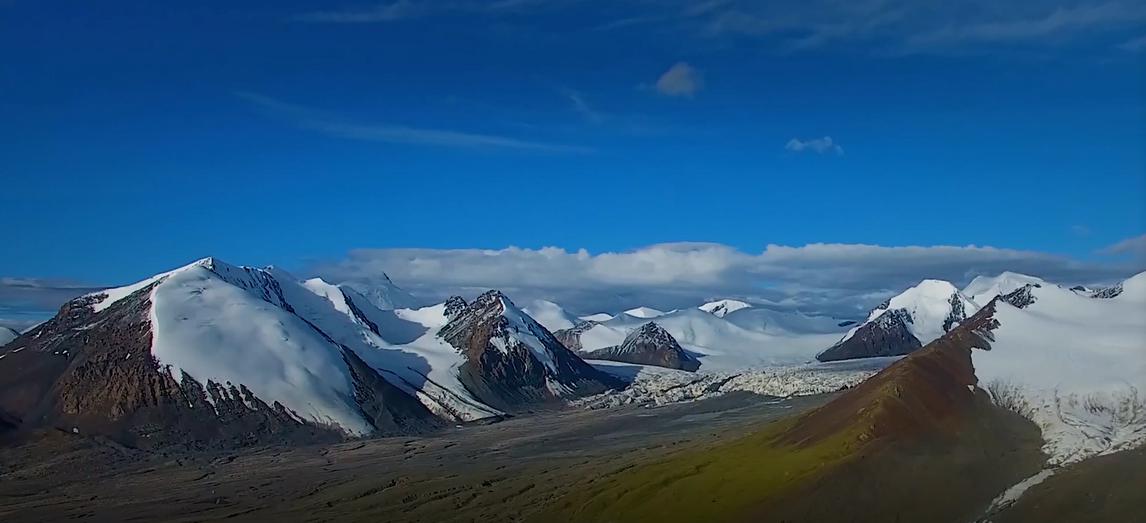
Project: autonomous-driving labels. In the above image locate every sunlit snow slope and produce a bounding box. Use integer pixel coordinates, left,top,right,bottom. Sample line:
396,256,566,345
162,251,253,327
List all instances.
972,273,1146,464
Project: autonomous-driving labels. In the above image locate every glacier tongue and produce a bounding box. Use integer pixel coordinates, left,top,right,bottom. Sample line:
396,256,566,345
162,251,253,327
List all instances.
576,357,896,410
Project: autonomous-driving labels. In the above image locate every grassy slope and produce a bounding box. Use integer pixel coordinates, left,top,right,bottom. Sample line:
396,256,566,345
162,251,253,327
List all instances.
534,310,1047,523
536,417,862,523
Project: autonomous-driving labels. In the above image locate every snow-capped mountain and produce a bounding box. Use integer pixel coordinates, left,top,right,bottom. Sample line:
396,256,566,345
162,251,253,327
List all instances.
578,313,614,322
0,258,443,447
962,272,1047,305
557,307,851,371
0,326,17,347
437,291,623,412
339,273,420,310
817,279,979,362
968,271,1146,465
583,322,700,371
723,306,854,336
522,299,579,332
698,299,751,318
622,306,666,319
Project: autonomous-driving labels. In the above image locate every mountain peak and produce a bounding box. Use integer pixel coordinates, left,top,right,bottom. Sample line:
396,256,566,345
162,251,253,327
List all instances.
820,279,978,362
699,299,751,318
963,272,1047,304
443,296,468,319
584,320,699,371
437,291,621,411
623,306,666,319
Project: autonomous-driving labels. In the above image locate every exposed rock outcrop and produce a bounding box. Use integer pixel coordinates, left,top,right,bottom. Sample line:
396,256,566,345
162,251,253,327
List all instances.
438,291,623,413
582,322,700,371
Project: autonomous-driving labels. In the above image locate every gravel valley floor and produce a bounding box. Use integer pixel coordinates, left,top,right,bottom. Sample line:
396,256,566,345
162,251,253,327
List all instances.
0,392,831,522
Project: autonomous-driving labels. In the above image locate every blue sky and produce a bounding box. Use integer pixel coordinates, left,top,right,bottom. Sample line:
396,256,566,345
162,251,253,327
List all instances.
2,1,1145,322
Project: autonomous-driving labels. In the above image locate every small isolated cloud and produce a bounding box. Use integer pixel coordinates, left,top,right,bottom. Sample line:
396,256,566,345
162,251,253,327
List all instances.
1070,224,1092,237
655,62,703,97
785,136,843,155
237,92,590,153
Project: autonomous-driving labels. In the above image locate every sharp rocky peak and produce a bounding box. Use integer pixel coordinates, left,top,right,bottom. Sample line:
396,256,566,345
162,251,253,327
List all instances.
443,296,469,320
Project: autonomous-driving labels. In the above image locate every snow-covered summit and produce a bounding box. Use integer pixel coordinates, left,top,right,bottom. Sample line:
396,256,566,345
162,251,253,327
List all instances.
522,299,579,332
578,312,614,322
869,279,978,344
2,257,449,445
818,279,978,362
622,306,666,319
698,299,751,318
339,272,420,310
963,272,1048,305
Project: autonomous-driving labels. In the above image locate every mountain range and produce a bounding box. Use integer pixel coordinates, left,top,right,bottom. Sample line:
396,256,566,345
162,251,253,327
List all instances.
1,257,1143,518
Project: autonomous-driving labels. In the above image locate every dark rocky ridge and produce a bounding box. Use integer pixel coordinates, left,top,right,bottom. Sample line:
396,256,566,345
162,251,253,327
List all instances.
1090,283,1123,299
0,278,442,450
999,283,1040,308
582,322,700,371
438,291,623,413
443,296,468,320
816,309,922,362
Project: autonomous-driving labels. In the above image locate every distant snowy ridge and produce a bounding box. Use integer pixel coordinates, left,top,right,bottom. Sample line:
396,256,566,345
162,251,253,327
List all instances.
698,299,751,318
339,273,420,310
559,306,851,371
623,306,666,319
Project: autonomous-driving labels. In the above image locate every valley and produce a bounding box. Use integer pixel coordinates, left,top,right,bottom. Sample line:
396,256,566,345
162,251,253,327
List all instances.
0,391,832,522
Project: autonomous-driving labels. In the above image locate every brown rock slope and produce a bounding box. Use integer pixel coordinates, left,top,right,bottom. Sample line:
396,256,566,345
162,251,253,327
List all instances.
438,290,623,413
582,321,701,371
536,300,1046,523
0,285,441,450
